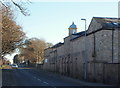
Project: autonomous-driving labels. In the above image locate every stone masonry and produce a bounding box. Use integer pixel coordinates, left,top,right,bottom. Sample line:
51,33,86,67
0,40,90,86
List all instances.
43,17,120,85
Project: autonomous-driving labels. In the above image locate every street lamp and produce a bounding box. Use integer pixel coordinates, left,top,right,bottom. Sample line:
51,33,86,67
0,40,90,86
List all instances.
81,18,86,34
81,18,87,80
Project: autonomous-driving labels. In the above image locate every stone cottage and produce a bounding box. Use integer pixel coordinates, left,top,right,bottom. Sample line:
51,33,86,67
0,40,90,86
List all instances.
43,17,120,85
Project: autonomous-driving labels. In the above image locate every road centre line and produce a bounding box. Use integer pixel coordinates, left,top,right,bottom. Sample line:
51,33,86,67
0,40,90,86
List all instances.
33,76,42,82
37,79,41,81
43,81,49,84
33,76,49,85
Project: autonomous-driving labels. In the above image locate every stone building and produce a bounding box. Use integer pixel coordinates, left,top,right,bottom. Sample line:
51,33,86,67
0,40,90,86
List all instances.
43,17,120,85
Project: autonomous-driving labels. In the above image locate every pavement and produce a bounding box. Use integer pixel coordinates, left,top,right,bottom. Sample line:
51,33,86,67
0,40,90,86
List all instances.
0,65,12,69
2,67,119,88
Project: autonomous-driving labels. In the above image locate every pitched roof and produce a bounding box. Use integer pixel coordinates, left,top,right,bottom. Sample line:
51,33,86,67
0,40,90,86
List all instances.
93,17,120,29
51,42,64,48
70,31,85,41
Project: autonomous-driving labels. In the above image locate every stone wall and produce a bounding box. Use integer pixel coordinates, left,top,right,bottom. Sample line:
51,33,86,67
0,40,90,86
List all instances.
118,28,120,63
42,18,119,85
70,36,85,79
88,62,120,85
113,28,119,63
94,30,113,62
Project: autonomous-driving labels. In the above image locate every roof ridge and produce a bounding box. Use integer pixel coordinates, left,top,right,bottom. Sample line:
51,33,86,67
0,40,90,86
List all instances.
93,17,118,19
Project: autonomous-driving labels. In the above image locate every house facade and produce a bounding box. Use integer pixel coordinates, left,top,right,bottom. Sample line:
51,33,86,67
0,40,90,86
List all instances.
43,17,120,85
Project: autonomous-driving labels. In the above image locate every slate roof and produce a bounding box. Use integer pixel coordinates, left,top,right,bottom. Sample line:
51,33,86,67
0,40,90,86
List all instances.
94,17,120,29
70,31,85,41
72,31,85,36
51,42,64,48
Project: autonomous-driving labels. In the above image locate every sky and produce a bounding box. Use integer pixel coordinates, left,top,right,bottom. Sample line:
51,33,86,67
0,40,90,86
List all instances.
16,1,118,45
6,0,119,63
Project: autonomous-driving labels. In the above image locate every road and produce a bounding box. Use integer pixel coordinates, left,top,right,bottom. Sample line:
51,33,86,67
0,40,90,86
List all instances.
2,68,115,87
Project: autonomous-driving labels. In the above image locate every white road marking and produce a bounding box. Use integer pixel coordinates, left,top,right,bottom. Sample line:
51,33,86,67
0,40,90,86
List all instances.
33,76,48,85
37,79,41,81
43,81,49,84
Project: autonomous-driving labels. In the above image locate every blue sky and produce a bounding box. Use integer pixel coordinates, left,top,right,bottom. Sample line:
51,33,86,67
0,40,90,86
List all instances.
16,1,118,45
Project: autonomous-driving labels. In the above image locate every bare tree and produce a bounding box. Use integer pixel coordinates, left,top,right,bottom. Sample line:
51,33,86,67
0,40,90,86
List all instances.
1,5,25,56
19,38,52,64
0,0,30,57
0,0,30,16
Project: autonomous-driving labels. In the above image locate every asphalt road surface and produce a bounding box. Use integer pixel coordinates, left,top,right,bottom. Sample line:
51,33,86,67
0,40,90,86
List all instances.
2,68,116,88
